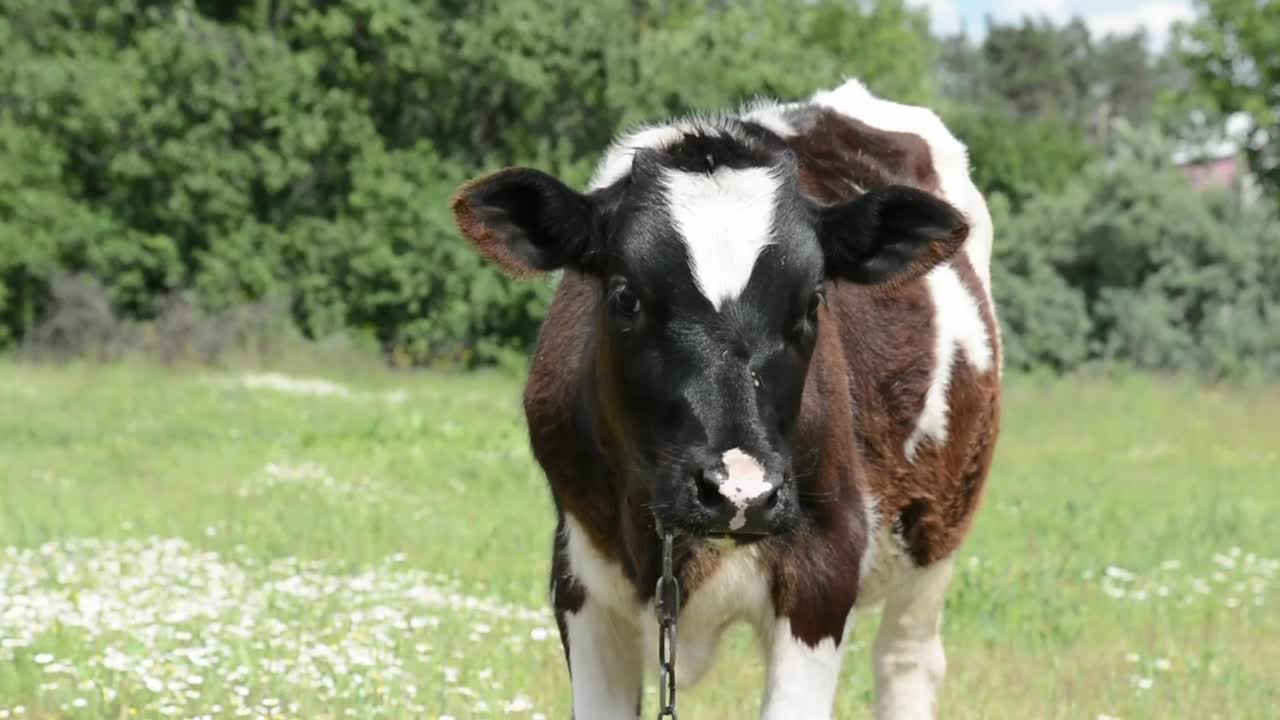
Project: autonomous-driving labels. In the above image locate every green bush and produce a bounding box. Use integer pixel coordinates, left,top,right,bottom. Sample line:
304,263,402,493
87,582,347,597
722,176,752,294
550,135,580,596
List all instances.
947,108,1097,211
1,1,1276,378
0,0,940,365
993,124,1280,378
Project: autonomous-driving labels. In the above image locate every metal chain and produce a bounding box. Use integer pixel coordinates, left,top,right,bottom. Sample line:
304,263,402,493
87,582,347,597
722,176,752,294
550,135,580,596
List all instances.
654,529,680,719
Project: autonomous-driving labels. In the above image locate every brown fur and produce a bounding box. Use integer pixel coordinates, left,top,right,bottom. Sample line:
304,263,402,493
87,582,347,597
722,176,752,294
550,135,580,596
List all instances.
452,174,544,278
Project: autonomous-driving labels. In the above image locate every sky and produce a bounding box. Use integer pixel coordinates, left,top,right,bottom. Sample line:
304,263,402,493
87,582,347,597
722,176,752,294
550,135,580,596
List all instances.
912,0,1197,48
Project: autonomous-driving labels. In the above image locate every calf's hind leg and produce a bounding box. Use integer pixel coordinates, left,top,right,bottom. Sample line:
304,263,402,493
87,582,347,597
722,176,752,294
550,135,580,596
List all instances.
872,557,955,720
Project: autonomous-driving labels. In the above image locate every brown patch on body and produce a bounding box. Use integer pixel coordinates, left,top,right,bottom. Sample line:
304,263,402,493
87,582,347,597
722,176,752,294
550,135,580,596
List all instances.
781,107,1000,573
834,249,1000,568
766,309,867,645
785,108,941,202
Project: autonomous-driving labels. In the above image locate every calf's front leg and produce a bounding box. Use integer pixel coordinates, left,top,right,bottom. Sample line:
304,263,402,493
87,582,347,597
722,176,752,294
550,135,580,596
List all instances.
551,522,643,719
560,598,643,720
759,610,854,720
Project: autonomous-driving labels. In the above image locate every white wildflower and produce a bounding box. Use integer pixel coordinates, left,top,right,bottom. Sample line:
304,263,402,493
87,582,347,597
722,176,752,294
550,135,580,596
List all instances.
504,695,534,713
1105,566,1135,582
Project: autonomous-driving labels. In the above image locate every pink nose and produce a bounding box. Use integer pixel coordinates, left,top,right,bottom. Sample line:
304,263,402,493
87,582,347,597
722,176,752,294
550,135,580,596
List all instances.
695,449,781,533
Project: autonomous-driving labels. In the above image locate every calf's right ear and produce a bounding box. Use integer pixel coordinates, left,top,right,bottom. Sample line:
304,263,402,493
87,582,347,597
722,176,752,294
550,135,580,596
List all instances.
452,168,602,277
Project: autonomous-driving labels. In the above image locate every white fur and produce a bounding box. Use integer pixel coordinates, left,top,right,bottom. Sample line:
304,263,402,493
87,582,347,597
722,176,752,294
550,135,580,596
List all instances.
902,266,994,461
740,98,799,138
644,544,774,688
588,124,688,191
872,557,955,720
565,602,644,719
564,514,773,697
760,617,851,720
564,515,642,614
719,448,772,530
858,494,882,589
588,117,762,191
857,497,917,609
587,97,803,193
664,167,781,309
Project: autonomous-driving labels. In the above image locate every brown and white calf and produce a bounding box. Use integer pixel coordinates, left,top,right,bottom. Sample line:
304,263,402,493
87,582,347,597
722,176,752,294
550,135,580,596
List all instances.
452,78,1001,719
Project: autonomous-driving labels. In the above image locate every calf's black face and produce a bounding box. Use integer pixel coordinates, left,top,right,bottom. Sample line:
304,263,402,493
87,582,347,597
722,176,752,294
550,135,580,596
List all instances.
453,129,968,539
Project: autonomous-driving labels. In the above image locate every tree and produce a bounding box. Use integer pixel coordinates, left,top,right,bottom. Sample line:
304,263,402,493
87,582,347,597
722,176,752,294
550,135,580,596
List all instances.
1181,0,1280,199
0,0,944,361
940,16,1178,145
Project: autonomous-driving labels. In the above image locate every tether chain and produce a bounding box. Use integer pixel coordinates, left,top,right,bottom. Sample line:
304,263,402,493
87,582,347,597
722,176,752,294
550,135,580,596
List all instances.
654,529,680,719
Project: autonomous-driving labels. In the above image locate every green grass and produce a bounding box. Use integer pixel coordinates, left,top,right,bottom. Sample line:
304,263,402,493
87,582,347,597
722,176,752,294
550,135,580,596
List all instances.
1,362,1277,719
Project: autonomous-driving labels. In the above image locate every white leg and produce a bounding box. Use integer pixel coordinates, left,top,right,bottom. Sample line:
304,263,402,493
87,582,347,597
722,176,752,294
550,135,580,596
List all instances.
760,616,849,720
566,600,642,720
872,557,955,720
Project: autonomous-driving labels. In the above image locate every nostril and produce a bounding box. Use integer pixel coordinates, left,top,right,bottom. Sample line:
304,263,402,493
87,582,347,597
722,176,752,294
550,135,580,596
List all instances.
764,485,781,510
696,468,727,509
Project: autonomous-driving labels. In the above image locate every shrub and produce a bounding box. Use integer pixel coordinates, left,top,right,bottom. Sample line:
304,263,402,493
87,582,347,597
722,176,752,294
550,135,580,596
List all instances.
0,0,943,364
993,124,1280,377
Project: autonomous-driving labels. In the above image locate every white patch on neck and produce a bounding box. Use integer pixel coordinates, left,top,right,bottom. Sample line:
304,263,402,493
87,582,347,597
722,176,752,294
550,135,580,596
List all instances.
645,545,772,689
563,514,641,614
719,448,772,531
664,167,780,309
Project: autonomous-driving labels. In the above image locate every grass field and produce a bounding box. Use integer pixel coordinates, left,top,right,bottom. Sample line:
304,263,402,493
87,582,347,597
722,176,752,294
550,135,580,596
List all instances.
1,362,1277,719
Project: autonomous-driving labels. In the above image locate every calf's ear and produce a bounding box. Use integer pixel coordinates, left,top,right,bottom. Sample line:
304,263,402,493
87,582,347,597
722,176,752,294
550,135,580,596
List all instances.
452,168,602,277
819,185,969,286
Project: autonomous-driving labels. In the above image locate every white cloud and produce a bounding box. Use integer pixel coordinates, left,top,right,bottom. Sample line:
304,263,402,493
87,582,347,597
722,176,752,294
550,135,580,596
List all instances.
909,0,963,35
1085,1,1195,49
997,0,1070,23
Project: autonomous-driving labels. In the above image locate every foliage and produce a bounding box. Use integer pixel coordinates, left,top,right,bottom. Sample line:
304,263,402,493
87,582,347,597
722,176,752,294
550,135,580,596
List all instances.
0,0,1276,378
0,0,938,364
940,16,1176,142
946,109,1096,211
1181,0,1280,201
994,124,1280,378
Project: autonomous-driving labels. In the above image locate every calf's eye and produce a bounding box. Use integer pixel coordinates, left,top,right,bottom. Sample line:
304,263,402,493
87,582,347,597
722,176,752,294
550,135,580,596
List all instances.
609,282,642,318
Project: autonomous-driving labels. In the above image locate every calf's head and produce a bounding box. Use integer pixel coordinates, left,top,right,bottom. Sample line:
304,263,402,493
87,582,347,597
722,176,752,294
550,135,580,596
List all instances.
453,130,967,539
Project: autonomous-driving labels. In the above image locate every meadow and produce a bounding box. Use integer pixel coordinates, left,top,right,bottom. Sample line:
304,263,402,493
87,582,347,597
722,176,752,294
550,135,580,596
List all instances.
1,362,1276,719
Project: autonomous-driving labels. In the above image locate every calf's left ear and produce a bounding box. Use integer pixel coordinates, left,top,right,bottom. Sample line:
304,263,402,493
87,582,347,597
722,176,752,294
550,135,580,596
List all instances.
819,185,969,286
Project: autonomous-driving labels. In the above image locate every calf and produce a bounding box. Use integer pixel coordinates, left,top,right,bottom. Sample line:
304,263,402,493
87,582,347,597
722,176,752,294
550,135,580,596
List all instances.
452,78,1001,720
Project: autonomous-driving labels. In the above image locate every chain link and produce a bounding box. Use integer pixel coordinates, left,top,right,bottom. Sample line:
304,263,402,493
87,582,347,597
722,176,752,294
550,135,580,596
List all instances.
654,530,680,719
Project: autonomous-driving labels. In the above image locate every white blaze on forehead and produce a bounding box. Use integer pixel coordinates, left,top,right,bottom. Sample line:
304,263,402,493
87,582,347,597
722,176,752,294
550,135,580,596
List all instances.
719,448,772,531
664,167,780,309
